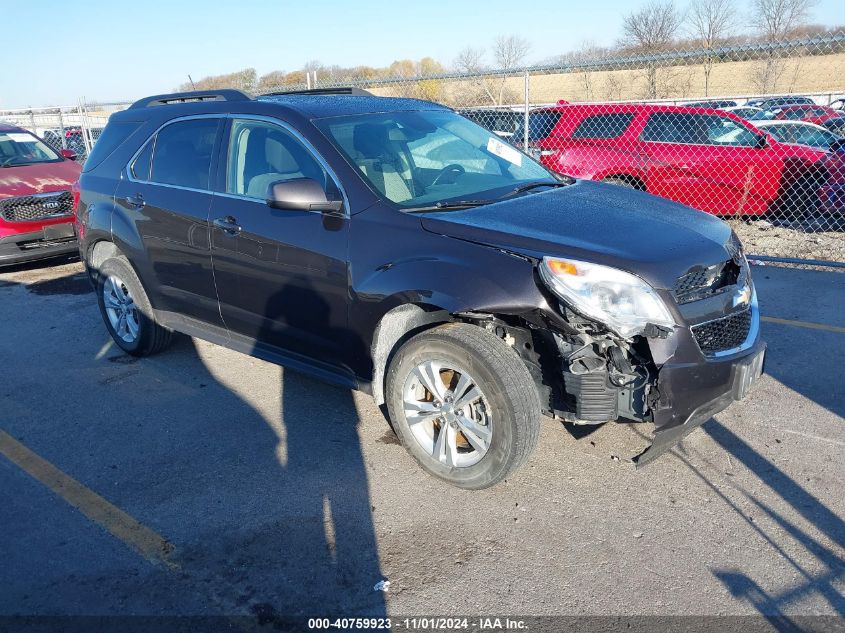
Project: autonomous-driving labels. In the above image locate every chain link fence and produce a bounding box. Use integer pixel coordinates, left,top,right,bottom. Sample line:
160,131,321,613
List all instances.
2,32,843,264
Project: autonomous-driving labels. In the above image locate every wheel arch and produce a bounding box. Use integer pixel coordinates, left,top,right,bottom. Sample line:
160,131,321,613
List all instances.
600,173,646,190
369,302,454,404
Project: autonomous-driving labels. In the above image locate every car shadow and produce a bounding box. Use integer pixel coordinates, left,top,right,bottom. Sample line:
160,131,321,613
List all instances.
0,269,387,621
665,419,845,627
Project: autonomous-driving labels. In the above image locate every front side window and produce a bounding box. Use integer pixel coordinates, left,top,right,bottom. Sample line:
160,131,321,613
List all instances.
149,118,219,190
641,113,759,147
0,130,61,166
571,113,634,139
316,110,552,207
226,119,331,199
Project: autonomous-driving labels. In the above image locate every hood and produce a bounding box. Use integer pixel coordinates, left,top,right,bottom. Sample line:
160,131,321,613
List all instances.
419,180,734,289
0,160,82,199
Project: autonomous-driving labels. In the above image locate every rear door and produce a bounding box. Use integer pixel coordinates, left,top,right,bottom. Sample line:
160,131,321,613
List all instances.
115,116,224,327
209,116,351,369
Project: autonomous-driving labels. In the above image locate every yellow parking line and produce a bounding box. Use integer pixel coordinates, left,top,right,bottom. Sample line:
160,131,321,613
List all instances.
761,316,845,334
0,430,177,569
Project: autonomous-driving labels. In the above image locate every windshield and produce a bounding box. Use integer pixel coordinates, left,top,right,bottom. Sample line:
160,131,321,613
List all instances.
0,130,62,166
316,110,553,208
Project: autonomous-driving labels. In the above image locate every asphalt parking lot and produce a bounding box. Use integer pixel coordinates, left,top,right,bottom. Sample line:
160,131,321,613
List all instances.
1,257,843,624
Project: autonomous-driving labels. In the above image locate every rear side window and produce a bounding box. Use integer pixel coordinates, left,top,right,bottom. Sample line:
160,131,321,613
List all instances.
81,120,142,173
571,113,634,139
514,111,561,141
150,118,219,190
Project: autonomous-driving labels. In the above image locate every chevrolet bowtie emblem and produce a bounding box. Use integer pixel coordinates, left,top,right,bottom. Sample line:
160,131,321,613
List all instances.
733,284,752,308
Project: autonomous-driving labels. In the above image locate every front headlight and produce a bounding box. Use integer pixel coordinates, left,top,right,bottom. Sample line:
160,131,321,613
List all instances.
539,257,675,339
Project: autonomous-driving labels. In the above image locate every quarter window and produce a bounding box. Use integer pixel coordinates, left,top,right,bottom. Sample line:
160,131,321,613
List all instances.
226,119,331,199
149,118,219,190
571,113,634,139
131,140,153,181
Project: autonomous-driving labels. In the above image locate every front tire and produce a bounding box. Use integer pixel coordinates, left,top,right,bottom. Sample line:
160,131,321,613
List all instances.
385,323,540,489
96,256,174,357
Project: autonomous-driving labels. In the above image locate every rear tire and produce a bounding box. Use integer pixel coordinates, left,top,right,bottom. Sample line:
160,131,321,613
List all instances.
385,323,540,489
96,256,174,357
601,177,638,189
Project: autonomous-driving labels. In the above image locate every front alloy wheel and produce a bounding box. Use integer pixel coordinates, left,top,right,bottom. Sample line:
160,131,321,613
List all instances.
386,323,540,489
403,360,493,468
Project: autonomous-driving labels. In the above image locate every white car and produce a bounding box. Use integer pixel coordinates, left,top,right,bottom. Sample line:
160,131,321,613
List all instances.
751,120,843,151
722,105,764,120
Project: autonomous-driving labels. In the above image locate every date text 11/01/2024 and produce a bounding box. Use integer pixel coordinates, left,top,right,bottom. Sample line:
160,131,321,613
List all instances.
307,617,528,630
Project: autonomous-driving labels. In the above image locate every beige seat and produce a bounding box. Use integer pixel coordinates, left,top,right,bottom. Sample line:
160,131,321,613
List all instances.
352,124,413,203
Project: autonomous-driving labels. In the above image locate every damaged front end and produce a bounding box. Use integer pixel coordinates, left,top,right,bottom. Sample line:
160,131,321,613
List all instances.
478,245,765,466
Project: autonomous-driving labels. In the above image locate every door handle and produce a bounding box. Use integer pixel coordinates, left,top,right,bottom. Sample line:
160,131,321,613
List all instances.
213,215,241,236
124,194,145,209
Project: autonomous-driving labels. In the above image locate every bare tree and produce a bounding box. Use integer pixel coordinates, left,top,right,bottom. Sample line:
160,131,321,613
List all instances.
178,68,257,93
492,35,531,105
749,0,817,41
570,41,603,100
454,47,498,105
621,0,683,98
687,0,735,95
454,36,530,106
748,0,816,92
493,35,531,71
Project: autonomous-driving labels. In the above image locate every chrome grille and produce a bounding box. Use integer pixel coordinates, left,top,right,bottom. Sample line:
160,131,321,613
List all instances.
0,191,74,223
691,308,753,355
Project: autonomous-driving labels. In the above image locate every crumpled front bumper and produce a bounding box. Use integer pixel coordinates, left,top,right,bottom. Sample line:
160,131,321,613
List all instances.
633,298,766,466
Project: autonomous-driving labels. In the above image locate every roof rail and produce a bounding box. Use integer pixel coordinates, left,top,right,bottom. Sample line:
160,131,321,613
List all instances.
128,89,251,109
260,87,374,97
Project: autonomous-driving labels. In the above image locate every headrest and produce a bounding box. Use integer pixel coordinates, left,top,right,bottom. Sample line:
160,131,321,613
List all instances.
353,123,389,159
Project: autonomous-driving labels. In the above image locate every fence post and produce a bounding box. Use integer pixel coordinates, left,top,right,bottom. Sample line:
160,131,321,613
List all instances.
523,71,530,152
78,99,93,155
57,109,67,149
29,111,36,133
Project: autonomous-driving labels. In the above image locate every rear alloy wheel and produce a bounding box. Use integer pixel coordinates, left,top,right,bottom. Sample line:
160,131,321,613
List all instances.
102,275,140,345
95,256,174,357
386,323,540,489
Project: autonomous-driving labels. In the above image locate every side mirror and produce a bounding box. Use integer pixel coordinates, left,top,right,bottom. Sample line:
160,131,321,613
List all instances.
266,178,343,214
754,135,769,149
828,138,845,153
60,148,77,160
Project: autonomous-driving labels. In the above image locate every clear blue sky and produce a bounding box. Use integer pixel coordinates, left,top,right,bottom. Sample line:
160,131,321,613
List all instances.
4,0,845,109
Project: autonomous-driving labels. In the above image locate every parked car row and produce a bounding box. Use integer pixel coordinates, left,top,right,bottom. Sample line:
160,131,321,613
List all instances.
517,102,843,219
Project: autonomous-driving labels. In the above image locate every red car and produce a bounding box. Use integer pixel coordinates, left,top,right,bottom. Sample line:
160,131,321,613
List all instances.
525,103,827,216
770,104,842,125
0,123,81,266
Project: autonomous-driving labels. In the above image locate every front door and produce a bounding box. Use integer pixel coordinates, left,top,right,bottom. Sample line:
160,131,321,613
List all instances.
641,111,782,215
210,117,350,369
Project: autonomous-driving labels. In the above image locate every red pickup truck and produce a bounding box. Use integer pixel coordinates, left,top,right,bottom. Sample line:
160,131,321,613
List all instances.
524,103,828,217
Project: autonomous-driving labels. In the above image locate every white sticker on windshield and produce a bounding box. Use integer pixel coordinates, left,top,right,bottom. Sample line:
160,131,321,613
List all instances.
487,136,523,167
6,133,34,143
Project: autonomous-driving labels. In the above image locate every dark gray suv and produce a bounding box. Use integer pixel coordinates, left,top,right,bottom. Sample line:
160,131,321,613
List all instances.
76,89,765,489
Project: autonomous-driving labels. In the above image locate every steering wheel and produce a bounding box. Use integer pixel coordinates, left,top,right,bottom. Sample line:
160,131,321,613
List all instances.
432,163,465,186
